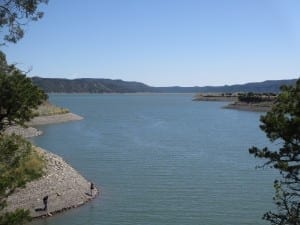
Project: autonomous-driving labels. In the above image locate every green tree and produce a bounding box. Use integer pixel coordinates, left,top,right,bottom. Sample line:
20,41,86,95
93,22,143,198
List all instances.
0,0,48,44
0,51,47,224
0,55,47,224
0,51,47,131
0,1,48,224
249,78,300,225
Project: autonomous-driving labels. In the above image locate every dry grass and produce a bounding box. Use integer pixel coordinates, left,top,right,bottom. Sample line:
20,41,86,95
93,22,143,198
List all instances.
34,101,69,116
0,134,46,184
16,146,46,181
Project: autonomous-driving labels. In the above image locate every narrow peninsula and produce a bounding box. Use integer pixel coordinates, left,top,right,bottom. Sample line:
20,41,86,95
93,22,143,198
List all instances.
4,102,98,218
193,92,276,112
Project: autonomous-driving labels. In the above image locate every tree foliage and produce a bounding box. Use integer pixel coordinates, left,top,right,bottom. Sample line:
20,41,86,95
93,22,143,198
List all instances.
0,134,44,225
249,78,300,225
0,1,48,224
0,51,47,131
0,52,46,223
0,0,48,44
0,51,46,224
238,92,276,103
0,208,31,225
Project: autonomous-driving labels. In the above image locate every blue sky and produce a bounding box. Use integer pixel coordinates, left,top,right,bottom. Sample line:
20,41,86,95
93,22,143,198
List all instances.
3,0,300,86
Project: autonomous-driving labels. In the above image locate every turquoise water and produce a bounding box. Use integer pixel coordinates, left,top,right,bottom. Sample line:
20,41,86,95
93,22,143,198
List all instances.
32,94,275,225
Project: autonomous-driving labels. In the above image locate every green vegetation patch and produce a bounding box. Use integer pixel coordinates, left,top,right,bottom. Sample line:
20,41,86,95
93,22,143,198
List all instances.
238,92,277,103
0,134,45,191
249,79,300,224
0,134,45,224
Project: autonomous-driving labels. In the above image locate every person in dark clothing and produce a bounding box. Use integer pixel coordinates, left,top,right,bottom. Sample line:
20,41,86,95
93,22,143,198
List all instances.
90,182,94,196
43,195,48,211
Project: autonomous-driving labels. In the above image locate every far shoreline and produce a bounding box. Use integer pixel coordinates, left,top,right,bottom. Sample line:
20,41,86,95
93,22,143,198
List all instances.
223,102,271,112
193,93,272,112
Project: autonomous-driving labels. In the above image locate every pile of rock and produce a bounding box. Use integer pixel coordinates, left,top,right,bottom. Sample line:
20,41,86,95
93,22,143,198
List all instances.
5,147,98,218
4,126,42,138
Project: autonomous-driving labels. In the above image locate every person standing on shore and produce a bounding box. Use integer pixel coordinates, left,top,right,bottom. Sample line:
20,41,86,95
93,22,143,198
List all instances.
90,182,94,196
43,195,48,211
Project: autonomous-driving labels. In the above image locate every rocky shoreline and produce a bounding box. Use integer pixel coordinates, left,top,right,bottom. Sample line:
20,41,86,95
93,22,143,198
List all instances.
5,113,83,138
28,113,83,126
5,126,43,138
223,102,272,112
5,147,98,218
193,95,237,102
4,112,98,219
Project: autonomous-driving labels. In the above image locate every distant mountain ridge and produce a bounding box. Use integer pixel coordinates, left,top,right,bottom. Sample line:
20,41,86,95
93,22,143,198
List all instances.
32,77,153,93
31,77,298,93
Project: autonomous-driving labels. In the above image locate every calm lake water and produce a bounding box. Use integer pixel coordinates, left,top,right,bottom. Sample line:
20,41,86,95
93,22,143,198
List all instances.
31,94,276,225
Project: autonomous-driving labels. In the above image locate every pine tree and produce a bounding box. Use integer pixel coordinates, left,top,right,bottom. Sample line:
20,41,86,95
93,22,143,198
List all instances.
250,78,300,225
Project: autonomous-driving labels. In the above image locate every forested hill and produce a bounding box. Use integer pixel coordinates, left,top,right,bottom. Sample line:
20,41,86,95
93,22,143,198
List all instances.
31,77,297,93
31,77,153,93
190,79,298,93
